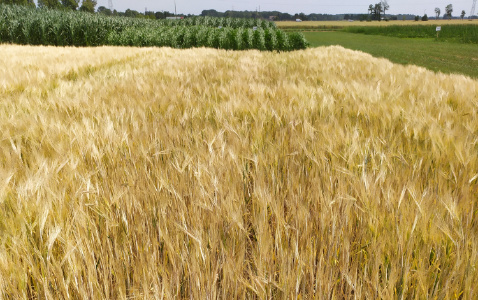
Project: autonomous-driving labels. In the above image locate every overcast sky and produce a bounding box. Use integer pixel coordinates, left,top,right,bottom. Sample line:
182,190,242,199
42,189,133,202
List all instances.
95,0,474,16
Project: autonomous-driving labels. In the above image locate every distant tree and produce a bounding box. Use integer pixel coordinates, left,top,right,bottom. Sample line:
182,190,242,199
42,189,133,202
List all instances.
38,0,61,9
422,14,428,21
124,8,141,18
435,7,441,19
381,0,389,19
201,9,223,17
61,0,79,10
144,11,155,19
461,10,466,19
97,5,112,15
414,15,420,21
155,11,174,19
374,2,382,20
369,3,383,20
445,4,453,19
79,0,96,12
279,12,292,20
298,12,307,21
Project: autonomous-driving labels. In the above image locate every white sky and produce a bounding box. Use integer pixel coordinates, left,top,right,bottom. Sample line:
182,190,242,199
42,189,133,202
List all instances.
95,0,475,16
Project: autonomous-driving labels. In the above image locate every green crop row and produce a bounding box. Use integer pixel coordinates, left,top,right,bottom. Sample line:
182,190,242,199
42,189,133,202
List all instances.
0,4,303,50
343,24,478,44
107,26,307,51
158,16,277,29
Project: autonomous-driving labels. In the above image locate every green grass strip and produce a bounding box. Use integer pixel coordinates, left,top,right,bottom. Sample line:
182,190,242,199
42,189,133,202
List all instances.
304,31,478,78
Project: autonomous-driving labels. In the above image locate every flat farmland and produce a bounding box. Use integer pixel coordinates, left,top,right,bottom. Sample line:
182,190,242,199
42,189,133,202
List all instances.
277,19,477,29
1,45,478,298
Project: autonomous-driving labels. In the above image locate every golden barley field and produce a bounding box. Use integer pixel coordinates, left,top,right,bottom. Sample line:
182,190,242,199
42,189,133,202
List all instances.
277,19,477,28
1,44,478,299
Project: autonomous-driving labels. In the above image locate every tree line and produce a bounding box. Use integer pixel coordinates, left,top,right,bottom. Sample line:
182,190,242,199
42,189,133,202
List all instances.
200,9,421,21
434,5,468,20
0,0,340,20
412,4,471,21
199,10,346,21
0,1,368,21
1,0,474,21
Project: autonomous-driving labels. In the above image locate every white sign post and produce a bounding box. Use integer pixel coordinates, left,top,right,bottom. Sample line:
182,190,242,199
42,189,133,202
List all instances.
436,26,441,39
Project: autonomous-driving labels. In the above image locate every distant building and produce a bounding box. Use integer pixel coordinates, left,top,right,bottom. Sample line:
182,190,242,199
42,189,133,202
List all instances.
296,19,302,22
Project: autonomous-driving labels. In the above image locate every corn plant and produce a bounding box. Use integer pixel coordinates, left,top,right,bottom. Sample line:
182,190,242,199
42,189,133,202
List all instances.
183,26,199,48
276,30,290,51
234,28,244,50
253,28,266,50
288,32,309,50
242,28,254,49
264,28,278,51
206,28,220,48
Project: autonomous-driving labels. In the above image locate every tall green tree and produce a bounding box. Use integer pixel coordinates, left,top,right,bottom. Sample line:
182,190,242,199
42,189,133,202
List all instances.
445,4,453,19
201,9,223,17
38,0,61,9
435,7,441,19
124,8,141,18
144,11,155,19
368,3,384,20
461,10,466,19
61,0,79,10
79,0,96,12
381,0,389,19
374,2,382,20
97,5,112,15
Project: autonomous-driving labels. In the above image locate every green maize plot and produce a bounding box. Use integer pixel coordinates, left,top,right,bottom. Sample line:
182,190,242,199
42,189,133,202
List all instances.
0,4,308,50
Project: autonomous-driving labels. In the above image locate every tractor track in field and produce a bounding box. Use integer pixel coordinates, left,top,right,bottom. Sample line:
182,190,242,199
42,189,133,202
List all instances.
0,50,153,98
